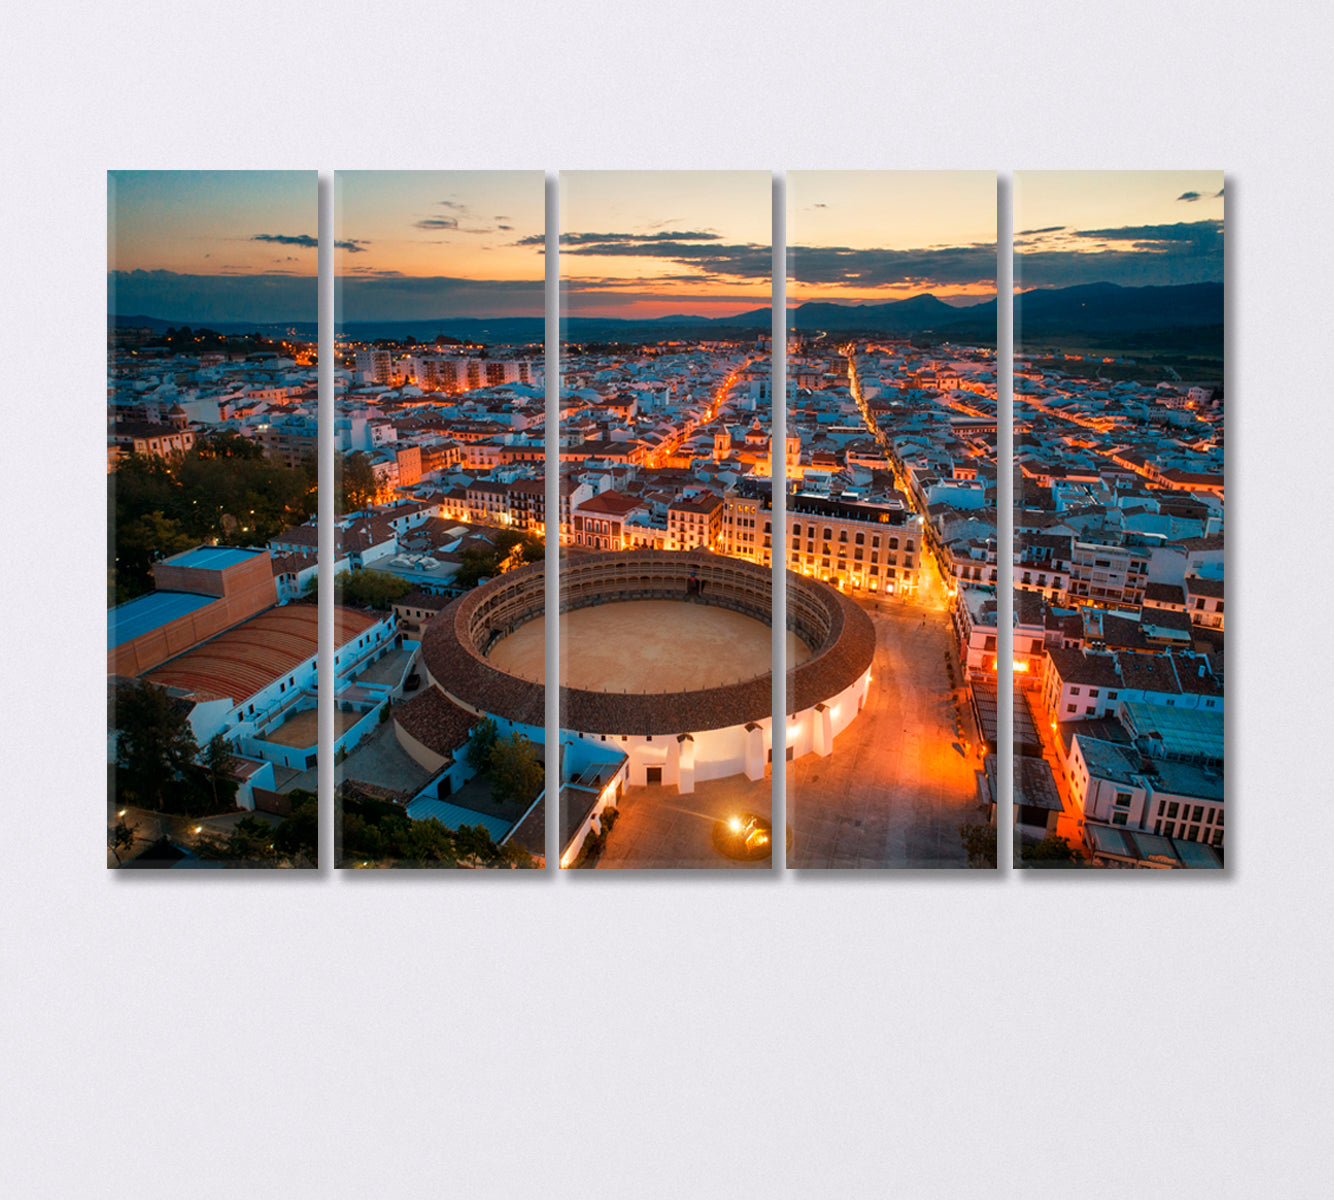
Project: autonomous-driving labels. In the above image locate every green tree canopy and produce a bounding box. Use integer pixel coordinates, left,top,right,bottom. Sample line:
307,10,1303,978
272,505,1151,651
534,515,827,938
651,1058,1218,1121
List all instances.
272,791,318,866
1023,835,1080,868
328,569,413,609
112,681,199,813
487,731,544,807
110,435,317,603
464,717,499,772
959,822,997,869
337,792,536,869
339,451,378,513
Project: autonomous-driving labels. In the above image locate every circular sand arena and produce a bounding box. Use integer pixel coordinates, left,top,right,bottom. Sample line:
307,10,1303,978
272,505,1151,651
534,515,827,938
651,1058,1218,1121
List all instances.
418,550,875,738
486,600,811,692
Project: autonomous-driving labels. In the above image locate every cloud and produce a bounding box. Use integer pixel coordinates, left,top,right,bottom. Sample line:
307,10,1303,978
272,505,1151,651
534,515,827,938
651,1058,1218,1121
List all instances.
252,233,318,249
1177,191,1202,202
784,244,998,289
1018,226,1065,236
565,230,723,246
1070,219,1222,249
335,239,369,253
436,200,468,212
335,273,544,320
1214,187,1225,198
419,214,515,236
1016,219,1223,288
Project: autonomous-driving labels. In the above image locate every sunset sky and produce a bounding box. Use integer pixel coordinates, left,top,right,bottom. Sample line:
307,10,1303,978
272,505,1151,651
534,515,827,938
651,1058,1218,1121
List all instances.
788,171,997,307
1015,170,1224,290
335,170,545,323
560,171,772,320
108,171,317,324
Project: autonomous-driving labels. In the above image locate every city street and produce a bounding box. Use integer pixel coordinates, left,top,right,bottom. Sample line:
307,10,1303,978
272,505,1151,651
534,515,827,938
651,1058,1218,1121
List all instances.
787,597,986,868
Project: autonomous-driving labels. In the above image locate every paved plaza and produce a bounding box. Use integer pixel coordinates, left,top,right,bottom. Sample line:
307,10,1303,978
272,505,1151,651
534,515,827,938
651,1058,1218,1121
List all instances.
595,771,774,870
594,594,986,869
337,718,435,796
787,597,986,868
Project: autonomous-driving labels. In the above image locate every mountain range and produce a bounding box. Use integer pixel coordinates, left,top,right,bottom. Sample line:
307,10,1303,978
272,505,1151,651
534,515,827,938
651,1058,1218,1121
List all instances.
111,281,1222,347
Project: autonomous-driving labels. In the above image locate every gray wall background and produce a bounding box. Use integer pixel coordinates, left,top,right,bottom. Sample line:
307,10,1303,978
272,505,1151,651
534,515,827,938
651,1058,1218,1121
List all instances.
4,2,1330,1196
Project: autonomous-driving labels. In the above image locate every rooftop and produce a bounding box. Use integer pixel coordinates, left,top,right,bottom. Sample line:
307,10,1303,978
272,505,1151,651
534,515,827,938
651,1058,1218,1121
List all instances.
109,590,217,648
163,546,263,571
141,604,377,705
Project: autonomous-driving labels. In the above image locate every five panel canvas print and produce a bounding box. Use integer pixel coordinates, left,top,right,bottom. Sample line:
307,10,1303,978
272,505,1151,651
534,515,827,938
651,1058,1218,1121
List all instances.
107,169,1224,872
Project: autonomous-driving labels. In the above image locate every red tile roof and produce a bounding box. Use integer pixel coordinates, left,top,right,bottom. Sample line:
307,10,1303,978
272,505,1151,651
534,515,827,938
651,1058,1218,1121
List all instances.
142,604,378,705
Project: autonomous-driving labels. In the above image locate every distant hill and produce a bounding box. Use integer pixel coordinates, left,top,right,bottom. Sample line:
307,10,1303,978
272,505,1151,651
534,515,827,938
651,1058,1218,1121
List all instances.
114,281,1223,351
111,314,318,338
1015,281,1222,336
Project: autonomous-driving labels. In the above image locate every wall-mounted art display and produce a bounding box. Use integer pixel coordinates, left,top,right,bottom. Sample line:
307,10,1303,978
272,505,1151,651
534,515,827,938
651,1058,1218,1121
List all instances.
107,170,320,868
786,171,999,868
333,171,547,868
555,170,776,868
1012,171,1225,870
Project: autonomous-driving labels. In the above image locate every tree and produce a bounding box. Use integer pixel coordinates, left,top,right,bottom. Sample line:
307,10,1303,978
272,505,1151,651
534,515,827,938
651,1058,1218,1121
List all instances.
1023,835,1079,868
272,791,318,866
202,732,237,811
111,511,196,603
113,681,199,813
109,820,136,863
197,430,264,461
453,546,499,589
959,822,997,869
464,717,499,772
331,568,413,609
339,451,378,513
487,731,544,807
198,816,278,864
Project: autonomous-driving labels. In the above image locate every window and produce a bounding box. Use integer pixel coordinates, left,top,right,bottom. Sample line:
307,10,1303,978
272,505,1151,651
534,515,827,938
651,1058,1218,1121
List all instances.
1066,705,1076,714
1071,687,1081,696
1167,802,1179,819
1114,791,1132,807
1112,812,1128,826
1107,691,1118,701
1192,806,1204,822
1090,689,1099,699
